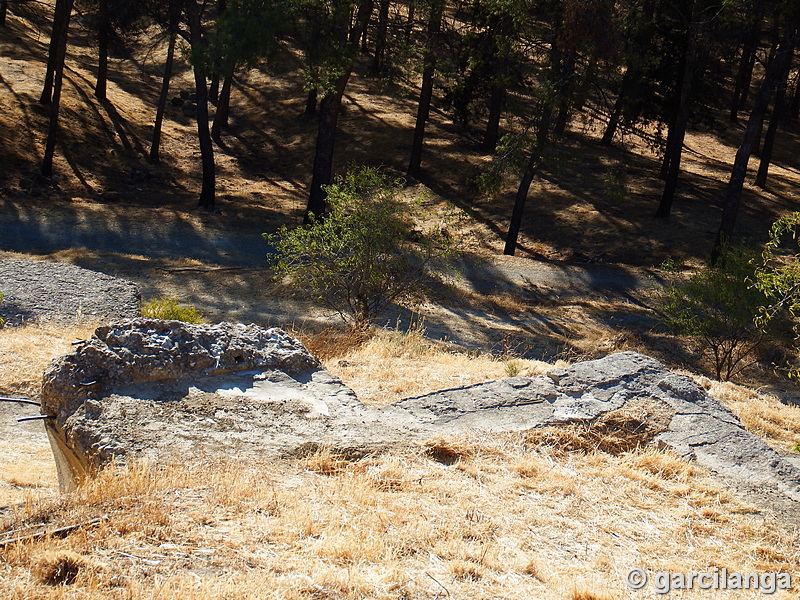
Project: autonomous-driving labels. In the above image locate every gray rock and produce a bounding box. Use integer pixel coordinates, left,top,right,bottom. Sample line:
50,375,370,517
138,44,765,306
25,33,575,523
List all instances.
0,258,140,326
40,326,800,503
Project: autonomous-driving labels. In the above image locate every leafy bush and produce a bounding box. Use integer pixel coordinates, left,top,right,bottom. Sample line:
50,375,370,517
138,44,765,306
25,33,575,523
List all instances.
266,166,458,328
141,296,205,324
755,212,800,376
659,246,769,381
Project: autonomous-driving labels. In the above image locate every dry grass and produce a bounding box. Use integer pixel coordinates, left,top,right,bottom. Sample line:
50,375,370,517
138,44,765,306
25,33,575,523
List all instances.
0,323,97,398
1,327,799,599
523,411,667,456
0,323,98,506
707,381,800,453
1,437,798,599
322,324,564,406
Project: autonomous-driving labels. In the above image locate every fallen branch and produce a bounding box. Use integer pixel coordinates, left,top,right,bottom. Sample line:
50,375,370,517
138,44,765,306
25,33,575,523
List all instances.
0,517,104,547
155,266,246,273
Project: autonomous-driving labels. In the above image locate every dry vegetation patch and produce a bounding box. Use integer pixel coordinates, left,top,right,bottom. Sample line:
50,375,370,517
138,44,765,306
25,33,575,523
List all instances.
321,324,562,406
1,324,799,598
0,323,96,398
707,380,800,454
1,439,798,599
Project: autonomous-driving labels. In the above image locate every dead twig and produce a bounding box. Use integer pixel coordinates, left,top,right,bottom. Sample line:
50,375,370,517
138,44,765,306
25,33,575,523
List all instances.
0,517,104,547
154,266,246,273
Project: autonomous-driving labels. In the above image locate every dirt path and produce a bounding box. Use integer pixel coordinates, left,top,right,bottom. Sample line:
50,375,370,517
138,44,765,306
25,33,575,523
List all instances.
0,197,662,358
0,198,275,268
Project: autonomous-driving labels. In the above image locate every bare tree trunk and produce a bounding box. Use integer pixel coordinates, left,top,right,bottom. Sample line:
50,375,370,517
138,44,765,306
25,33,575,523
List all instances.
41,0,75,178
712,28,798,264
209,76,220,104
408,0,443,176
306,75,349,222
40,0,69,104
602,65,637,146
208,0,228,104
655,5,699,219
94,0,109,101
790,76,800,120
755,51,794,188
751,110,765,156
211,73,233,143
370,0,391,72
304,0,372,221
483,84,504,152
553,51,576,136
504,107,552,256
730,19,760,122
0,0,9,26
150,11,179,163
482,13,512,153
405,0,415,41
187,0,216,209
305,88,317,116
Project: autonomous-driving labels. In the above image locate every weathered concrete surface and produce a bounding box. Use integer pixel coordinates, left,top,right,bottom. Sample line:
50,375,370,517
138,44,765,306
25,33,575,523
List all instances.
40,321,800,503
393,353,800,501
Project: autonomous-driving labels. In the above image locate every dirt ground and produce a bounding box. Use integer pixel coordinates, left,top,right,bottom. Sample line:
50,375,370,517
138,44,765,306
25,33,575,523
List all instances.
2,6,800,389
3,3,800,268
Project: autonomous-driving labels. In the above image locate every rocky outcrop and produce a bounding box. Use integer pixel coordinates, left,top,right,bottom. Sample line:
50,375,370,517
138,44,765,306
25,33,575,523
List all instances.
40,320,800,503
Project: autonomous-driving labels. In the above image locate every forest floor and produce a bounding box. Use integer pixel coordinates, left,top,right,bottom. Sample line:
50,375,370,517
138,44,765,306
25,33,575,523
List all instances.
2,4,800,599
3,3,800,384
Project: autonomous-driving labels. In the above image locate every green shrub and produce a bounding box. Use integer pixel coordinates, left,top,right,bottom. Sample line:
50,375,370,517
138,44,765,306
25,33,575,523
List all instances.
266,166,458,328
659,246,769,381
141,296,205,324
754,212,800,377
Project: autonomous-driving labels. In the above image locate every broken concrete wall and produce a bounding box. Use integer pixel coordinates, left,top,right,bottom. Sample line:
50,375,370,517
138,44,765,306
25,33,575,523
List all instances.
40,320,800,502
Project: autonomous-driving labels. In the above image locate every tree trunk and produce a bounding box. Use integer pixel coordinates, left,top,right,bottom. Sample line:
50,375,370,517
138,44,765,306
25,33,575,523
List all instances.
407,0,443,176
41,0,75,178
655,6,699,219
94,0,109,101
211,73,233,143
712,29,798,264
361,12,370,52
755,51,793,188
149,4,180,163
187,0,216,209
305,88,317,116
601,94,624,146
303,0,372,221
40,0,69,104
306,74,350,222
0,0,8,26
370,0,391,72
553,51,577,136
751,110,764,156
659,110,678,179
602,61,641,146
483,83,504,152
208,0,228,105
730,21,760,123
209,75,220,104
405,0,415,41
573,54,597,115
482,13,512,153
504,107,552,256
790,77,800,120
